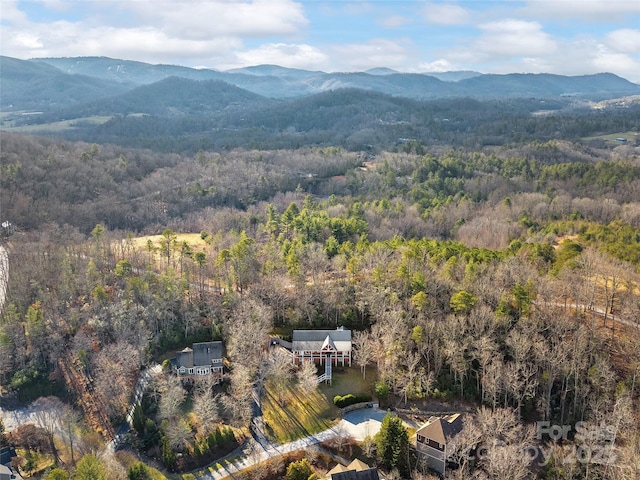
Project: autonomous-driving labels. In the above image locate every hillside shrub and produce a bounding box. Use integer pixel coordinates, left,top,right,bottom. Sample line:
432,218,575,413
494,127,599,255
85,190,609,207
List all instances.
333,393,372,408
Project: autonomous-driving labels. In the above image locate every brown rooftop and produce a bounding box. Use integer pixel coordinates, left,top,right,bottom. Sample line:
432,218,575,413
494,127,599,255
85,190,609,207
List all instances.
416,413,463,444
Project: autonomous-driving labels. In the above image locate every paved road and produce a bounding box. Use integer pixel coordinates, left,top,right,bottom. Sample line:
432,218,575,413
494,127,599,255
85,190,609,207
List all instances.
197,407,390,480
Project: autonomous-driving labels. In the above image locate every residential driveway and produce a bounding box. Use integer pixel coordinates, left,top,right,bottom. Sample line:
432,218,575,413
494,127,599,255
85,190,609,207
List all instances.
198,407,391,479
337,408,388,441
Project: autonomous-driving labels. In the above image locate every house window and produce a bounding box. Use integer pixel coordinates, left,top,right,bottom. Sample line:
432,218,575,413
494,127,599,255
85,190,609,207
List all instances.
426,438,444,450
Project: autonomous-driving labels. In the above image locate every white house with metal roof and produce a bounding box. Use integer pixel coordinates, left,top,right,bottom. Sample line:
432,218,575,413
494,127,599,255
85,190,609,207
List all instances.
291,327,352,367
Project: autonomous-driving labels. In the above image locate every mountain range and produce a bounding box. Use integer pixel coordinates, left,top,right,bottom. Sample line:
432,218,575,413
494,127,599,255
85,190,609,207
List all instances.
2,56,639,113
1,55,639,153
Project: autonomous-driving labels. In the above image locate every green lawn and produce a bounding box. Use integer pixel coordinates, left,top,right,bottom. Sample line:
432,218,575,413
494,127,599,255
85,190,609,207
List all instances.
261,365,377,444
262,378,335,443
317,365,377,406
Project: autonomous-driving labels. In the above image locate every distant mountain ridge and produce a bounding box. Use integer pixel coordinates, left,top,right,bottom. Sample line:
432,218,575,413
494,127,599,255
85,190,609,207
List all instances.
5,56,634,106
1,55,639,154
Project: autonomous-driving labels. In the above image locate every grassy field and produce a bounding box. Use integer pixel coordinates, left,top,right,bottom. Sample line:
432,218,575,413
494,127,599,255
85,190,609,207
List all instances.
0,115,112,132
126,233,210,270
262,365,377,444
582,131,638,143
129,233,209,252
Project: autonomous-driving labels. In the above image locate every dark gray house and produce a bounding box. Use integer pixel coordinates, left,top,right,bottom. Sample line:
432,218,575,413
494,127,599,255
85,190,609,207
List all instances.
416,413,464,475
172,341,224,379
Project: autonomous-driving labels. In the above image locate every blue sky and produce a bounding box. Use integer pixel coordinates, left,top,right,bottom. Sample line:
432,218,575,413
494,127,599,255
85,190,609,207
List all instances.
2,1,639,81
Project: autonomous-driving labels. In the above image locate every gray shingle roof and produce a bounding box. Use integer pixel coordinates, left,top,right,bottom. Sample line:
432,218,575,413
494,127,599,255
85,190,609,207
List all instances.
193,341,223,366
331,468,380,480
175,342,223,368
176,348,194,368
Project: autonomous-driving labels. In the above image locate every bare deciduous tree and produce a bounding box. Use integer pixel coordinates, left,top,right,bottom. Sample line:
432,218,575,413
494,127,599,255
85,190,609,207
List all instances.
222,364,254,428
267,348,292,407
296,359,318,395
61,405,81,465
158,375,186,422
30,396,64,464
226,297,272,376
352,330,374,379
192,378,220,434
164,419,192,450
93,340,141,420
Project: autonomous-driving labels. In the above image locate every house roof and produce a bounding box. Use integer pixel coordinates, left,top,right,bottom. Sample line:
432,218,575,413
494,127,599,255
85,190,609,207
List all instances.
0,447,16,466
322,335,337,351
328,464,348,475
329,459,380,480
416,413,463,444
193,341,223,366
347,459,371,471
331,468,380,480
175,341,223,369
176,348,194,368
292,328,351,352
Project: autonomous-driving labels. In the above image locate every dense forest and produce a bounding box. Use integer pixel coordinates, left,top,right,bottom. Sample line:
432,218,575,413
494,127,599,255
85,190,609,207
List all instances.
1,92,640,480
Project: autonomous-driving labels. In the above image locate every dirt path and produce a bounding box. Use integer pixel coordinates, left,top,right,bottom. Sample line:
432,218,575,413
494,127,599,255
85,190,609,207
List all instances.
0,244,8,315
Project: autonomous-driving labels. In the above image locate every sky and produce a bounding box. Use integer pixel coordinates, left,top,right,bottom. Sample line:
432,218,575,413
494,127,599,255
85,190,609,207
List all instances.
1,0,639,82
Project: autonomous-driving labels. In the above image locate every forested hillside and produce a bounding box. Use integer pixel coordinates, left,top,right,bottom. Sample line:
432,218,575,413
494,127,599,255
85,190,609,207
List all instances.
1,125,640,478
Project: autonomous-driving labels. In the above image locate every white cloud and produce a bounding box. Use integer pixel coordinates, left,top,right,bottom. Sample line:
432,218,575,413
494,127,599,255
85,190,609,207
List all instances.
474,19,557,57
381,15,409,28
0,0,28,25
231,43,329,70
423,2,470,25
520,0,639,21
1,0,309,65
454,33,640,83
6,32,44,50
0,19,241,64
417,59,457,72
121,0,308,40
605,29,640,54
328,38,413,72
